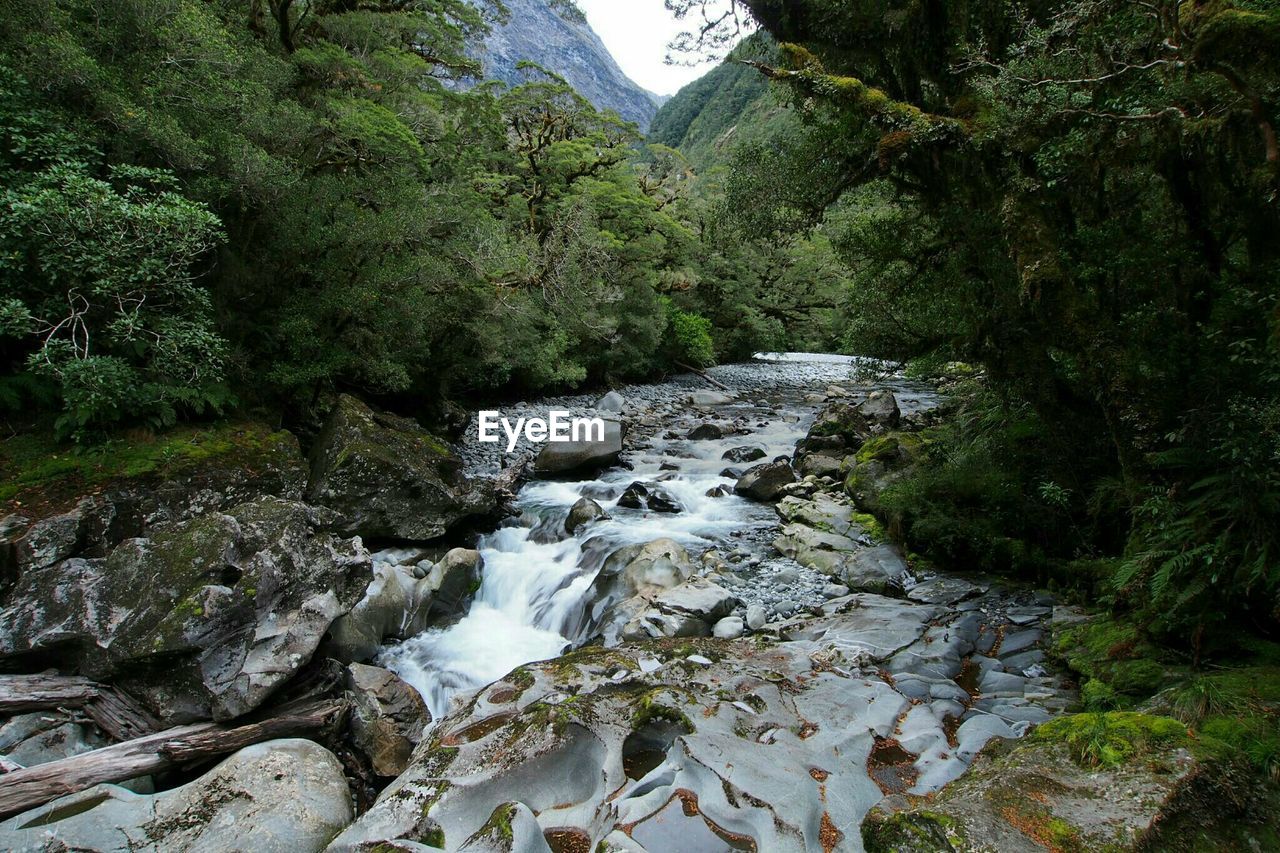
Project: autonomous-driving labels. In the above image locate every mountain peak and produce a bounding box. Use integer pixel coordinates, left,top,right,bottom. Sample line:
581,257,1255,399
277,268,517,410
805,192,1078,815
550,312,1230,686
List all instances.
472,0,661,130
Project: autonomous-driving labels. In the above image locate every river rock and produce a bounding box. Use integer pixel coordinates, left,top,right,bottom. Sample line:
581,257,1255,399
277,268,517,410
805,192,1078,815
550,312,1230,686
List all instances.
0,739,352,852
722,446,767,463
857,389,901,428
565,497,608,534
616,479,686,512
689,390,735,406
745,604,767,630
617,482,682,514
346,663,431,776
596,390,626,412
841,544,911,592
652,577,738,624
308,395,495,541
712,615,745,639
735,460,798,502
535,418,624,475
687,422,725,440
328,617,1036,853
0,497,370,721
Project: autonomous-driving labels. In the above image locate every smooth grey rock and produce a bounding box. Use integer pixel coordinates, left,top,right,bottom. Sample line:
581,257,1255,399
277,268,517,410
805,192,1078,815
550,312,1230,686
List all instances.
689,390,735,406
652,577,738,623
535,418,623,475
0,739,352,852
841,544,910,593
596,391,626,412
712,616,745,639
745,604,767,630
907,576,982,606
308,395,495,541
857,390,901,428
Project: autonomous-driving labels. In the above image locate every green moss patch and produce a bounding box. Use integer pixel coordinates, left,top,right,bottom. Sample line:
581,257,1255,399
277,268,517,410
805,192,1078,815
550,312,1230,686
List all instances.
1,421,293,514
1034,712,1206,768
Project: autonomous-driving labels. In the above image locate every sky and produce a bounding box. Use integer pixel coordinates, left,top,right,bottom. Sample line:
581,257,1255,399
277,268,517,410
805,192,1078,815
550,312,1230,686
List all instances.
576,0,729,96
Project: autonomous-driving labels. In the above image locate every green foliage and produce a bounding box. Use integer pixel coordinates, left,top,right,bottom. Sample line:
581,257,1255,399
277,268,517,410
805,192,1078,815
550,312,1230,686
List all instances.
0,148,228,438
1035,712,1194,768
661,298,715,368
680,0,1280,649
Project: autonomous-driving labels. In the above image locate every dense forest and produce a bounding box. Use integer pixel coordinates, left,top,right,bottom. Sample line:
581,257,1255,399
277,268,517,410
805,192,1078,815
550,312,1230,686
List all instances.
0,0,842,444
2,0,1277,677
660,0,1280,659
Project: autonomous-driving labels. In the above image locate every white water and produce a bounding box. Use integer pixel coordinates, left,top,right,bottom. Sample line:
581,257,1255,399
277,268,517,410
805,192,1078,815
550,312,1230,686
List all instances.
380,359,860,721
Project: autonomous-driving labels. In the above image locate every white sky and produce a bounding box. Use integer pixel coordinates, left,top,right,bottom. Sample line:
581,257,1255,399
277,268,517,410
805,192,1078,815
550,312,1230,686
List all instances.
576,0,728,96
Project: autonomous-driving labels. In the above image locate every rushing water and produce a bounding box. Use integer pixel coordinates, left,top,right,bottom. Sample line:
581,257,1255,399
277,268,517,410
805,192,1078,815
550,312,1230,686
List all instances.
380,355,926,720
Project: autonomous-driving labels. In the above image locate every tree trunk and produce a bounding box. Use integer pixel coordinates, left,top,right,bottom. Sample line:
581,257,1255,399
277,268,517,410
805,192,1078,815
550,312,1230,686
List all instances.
0,674,99,713
0,699,347,819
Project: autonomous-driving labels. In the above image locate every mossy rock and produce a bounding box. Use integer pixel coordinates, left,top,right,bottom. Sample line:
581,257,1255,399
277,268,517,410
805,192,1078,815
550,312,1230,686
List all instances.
307,395,496,541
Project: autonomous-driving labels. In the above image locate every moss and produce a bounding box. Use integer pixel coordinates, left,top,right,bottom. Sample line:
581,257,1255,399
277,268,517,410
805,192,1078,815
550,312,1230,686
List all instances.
1034,712,1207,768
476,802,517,843
852,511,886,541
1051,616,1171,698
632,688,694,732
0,421,293,511
862,807,967,852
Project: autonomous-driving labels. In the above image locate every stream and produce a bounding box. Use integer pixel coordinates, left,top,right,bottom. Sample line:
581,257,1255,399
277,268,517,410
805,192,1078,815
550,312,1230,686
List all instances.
379,354,936,719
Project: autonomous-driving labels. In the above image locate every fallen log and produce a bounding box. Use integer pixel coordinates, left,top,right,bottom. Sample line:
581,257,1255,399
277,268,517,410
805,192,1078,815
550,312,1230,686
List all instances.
0,674,99,713
676,361,732,392
0,698,346,819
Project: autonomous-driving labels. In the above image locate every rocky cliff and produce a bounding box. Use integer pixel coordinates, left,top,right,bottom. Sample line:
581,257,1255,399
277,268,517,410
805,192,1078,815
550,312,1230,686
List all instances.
473,0,663,130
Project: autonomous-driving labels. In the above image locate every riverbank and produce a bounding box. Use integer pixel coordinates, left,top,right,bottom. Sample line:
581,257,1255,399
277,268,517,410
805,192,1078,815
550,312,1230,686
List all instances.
0,355,1276,851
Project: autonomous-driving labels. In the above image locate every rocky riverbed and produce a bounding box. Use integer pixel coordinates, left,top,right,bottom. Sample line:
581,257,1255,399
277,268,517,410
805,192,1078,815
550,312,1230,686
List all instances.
0,354,1245,852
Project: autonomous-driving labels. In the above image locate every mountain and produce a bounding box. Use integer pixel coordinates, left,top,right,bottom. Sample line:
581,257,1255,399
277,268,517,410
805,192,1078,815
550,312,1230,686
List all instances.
648,34,790,171
473,0,663,131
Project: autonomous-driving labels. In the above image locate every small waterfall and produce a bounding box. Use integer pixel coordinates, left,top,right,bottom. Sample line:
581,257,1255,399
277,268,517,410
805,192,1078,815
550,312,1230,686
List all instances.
379,360,872,721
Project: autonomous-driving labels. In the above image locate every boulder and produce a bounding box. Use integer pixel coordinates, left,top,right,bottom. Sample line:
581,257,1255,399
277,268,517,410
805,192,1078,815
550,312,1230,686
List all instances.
689,390,735,406
857,389,901,428
841,544,911,592
687,422,725,440
308,394,495,541
651,577,738,624
327,549,482,664
565,497,608,535
0,739,352,852
535,418,624,476
615,539,695,598
722,446,767,464
745,604,767,630
617,482,683,514
596,391,626,412
0,498,370,721
735,460,798,502
346,663,431,777
713,615,745,639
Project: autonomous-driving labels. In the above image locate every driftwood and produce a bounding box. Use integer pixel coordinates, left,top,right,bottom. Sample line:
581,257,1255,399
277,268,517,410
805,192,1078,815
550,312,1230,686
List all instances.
676,361,732,392
0,674,99,713
82,686,162,742
0,698,347,819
